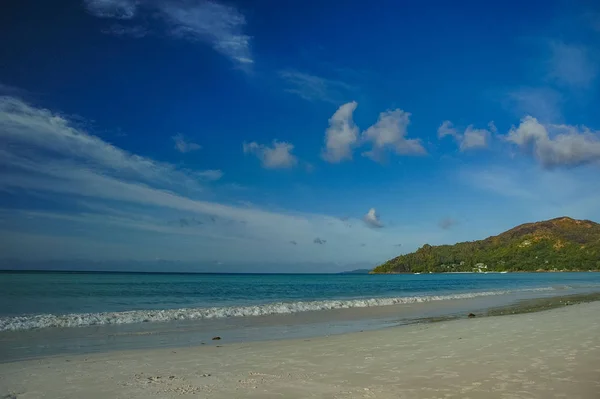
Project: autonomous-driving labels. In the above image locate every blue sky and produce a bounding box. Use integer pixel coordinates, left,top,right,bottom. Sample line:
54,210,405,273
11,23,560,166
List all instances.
1,0,600,271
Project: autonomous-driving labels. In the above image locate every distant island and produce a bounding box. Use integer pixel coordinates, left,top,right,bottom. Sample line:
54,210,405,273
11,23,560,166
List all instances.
372,217,600,274
339,269,372,274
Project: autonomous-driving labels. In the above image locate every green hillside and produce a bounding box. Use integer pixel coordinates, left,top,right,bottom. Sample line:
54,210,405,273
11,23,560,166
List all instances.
372,217,600,273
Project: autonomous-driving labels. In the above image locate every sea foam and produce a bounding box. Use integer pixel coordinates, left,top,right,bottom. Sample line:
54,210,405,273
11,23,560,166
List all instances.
0,287,555,331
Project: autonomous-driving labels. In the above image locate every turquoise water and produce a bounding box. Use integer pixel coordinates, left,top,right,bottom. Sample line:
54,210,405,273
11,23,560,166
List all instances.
2,271,600,331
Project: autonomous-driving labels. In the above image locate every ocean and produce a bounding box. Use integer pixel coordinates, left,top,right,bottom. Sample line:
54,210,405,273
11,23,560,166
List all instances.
2,271,600,360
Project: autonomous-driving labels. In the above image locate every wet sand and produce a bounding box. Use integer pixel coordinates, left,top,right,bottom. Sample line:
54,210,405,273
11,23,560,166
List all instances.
2,301,599,398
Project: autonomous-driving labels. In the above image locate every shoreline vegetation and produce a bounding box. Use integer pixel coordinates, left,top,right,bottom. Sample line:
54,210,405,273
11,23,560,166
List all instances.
372,216,600,274
372,270,600,274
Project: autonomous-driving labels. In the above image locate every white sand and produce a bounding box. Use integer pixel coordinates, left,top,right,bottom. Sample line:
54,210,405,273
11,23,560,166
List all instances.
2,302,600,399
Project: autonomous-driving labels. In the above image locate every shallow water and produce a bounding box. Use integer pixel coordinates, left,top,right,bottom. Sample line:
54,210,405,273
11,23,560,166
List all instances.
3,271,600,328
1,271,600,361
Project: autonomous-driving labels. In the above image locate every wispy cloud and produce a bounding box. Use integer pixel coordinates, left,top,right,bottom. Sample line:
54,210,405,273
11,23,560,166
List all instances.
194,169,223,181
83,0,253,66
505,87,563,123
585,11,600,32
279,70,353,104
101,24,148,38
460,164,600,222
461,167,536,200
0,95,404,263
84,0,137,19
243,140,298,169
158,0,253,65
0,96,203,190
547,41,597,89
501,31,597,123
0,82,28,97
438,121,491,151
172,133,202,153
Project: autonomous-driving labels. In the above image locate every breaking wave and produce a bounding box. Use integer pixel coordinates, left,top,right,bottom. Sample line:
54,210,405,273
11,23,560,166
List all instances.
0,287,556,331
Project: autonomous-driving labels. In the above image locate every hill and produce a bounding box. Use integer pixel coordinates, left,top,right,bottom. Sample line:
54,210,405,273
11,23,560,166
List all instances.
339,269,372,274
372,217,600,273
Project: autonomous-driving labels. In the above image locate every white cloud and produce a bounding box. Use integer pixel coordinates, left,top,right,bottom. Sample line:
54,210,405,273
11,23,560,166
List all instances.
172,133,202,153
0,95,421,265
322,103,425,163
84,0,137,19
321,101,359,163
279,70,352,103
438,120,458,139
438,121,491,151
461,126,490,151
83,0,253,66
363,208,383,228
506,116,600,168
243,140,298,169
547,42,597,89
362,109,426,161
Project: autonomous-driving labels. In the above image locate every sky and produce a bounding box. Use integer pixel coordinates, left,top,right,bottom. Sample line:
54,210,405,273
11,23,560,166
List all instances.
0,0,600,272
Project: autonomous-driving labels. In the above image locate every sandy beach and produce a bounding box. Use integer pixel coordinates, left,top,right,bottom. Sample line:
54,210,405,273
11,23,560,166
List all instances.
2,302,599,399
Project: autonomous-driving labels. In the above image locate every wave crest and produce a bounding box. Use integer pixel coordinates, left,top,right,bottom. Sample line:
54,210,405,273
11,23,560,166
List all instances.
0,288,555,331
